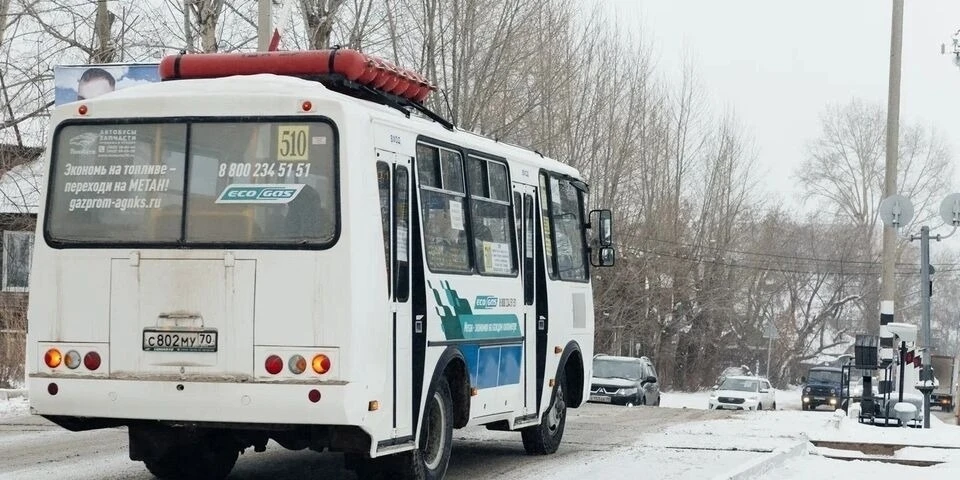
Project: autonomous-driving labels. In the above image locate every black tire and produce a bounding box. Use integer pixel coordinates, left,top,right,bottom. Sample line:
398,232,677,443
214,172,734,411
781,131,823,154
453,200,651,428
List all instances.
388,376,454,480
521,371,567,455
757,403,762,411
142,437,238,480
655,395,660,407
772,402,777,410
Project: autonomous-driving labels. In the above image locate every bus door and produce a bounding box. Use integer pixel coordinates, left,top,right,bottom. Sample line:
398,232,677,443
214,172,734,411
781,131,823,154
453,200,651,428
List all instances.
513,182,538,419
377,149,413,439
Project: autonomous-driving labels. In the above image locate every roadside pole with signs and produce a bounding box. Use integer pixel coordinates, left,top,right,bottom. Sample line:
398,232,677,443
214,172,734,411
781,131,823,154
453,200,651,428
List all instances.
878,193,960,428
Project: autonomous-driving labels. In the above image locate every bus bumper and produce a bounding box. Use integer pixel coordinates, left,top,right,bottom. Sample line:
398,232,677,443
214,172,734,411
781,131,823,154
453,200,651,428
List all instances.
27,376,375,427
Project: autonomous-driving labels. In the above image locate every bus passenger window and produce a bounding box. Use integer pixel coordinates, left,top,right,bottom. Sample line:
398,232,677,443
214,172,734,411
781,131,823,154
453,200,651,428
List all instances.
539,173,556,277
376,161,392,296
467,156,516,276
417,143,470,273
394,165,410,301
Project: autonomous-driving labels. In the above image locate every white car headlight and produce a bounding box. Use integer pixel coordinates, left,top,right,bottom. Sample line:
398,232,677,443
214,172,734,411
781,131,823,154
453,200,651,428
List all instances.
621,387,639,395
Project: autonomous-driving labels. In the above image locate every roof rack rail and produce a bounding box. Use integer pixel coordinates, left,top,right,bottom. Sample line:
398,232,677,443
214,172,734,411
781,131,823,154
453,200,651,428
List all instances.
158,48,455,130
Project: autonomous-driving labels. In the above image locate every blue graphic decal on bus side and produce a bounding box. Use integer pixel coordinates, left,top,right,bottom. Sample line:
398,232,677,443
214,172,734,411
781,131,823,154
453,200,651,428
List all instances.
459,343,522,389
427,280,521,340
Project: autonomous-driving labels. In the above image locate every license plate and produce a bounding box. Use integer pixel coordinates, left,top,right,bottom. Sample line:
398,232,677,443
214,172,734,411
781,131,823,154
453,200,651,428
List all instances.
589,395,611,403
143,328,218,352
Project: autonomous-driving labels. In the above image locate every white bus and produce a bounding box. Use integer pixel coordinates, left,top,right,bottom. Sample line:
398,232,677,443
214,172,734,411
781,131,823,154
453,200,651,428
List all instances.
27,49,615,480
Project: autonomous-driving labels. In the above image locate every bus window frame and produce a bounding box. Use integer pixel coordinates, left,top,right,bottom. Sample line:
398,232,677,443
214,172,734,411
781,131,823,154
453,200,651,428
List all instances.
539,170,590,283
464,151,518,278
414,138,474,275
43,116,341,251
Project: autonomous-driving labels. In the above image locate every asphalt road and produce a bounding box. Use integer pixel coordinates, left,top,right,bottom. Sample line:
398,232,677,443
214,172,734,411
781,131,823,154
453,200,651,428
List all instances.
0,404,730,480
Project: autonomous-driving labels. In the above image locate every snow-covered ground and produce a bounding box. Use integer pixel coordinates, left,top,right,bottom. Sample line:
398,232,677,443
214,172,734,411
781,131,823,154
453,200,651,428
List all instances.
3,388,959,479
0,390,28,419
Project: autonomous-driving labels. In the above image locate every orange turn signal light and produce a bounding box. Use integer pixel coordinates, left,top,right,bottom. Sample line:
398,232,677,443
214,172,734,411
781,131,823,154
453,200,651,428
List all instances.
312,354,331,374
44,349,62,368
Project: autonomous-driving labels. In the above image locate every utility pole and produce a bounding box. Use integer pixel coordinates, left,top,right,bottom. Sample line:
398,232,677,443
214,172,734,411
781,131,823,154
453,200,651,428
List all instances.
257,0,272,51
878,2,904,411
912,226,937,429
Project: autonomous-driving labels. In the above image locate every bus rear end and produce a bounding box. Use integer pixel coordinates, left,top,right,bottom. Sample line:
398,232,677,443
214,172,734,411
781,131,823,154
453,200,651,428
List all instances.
25,77,392,479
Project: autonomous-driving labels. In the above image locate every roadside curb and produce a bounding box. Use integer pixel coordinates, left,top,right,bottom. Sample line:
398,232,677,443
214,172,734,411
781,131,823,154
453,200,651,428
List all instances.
0,389,28,401
711,436,809,480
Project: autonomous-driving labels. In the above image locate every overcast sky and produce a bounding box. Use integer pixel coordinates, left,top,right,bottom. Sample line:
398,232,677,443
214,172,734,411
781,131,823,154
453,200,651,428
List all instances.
610,0,960,211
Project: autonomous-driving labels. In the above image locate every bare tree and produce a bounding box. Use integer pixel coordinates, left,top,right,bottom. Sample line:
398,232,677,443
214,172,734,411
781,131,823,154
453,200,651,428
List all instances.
301,0,346,48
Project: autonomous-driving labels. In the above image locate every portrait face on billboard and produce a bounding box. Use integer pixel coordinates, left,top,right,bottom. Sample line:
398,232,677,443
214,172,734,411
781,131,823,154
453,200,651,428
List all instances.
54,64,160,105
77,67,117,100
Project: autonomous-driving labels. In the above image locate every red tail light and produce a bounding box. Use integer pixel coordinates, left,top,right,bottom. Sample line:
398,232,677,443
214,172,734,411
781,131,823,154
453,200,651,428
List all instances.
265,355,283,375
83,351,102,371
44,349,62,368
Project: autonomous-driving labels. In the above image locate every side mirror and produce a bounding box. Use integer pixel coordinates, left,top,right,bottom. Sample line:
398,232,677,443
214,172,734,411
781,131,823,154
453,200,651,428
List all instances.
589,209,614,267
643,375,657,385
594,247,615,267
800,376,806,383
712,385,719,390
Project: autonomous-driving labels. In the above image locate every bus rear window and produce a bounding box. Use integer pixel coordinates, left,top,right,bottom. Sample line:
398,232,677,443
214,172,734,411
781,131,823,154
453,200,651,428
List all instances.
45,120,338,248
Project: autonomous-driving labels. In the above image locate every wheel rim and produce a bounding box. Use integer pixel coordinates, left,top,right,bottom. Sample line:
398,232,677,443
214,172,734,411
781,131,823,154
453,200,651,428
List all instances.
546,383,565,433
422,390,446,470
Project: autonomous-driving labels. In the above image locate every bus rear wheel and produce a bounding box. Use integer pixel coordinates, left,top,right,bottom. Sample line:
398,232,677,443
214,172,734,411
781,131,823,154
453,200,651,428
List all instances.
142,436,238,480
521,371,567,455
386,376,454,480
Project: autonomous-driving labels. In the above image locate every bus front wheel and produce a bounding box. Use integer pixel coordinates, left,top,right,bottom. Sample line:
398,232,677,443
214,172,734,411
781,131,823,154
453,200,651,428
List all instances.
521,370,567,455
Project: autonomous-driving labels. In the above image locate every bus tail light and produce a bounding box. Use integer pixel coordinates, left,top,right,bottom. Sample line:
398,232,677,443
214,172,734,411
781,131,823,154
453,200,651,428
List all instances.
84,351,102,371
44,349,62,368
265,355,283,375
64,350,81,369
312,354,331,374
289,355,307,374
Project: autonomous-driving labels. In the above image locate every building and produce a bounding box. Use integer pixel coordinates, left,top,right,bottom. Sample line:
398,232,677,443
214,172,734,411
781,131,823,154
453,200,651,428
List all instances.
0,143,42,387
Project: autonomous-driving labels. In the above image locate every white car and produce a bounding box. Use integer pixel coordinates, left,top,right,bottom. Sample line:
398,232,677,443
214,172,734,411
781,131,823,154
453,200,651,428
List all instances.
708,376,776,411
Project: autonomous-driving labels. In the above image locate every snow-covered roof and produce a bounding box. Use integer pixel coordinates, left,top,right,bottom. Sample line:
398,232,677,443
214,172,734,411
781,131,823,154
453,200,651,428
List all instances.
0,158,43,214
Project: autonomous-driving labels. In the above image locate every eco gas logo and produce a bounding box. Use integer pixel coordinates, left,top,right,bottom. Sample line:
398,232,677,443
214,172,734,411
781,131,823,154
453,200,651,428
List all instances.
215,184,305,204
474,296,499,309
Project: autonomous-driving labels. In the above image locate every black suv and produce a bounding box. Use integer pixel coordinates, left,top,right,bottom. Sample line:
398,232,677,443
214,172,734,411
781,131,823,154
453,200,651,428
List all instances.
588,354,661,407
802,366,844,410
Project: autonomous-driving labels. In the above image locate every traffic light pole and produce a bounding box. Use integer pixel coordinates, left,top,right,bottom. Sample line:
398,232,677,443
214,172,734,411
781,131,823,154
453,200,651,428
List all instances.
898,341,906,405
913,226,935,428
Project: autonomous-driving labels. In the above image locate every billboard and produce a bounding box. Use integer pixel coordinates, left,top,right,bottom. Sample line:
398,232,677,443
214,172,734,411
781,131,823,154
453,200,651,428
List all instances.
53,63,160,106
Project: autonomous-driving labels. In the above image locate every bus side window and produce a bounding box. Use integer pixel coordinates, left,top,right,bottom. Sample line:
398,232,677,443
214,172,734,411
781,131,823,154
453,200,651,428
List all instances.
376,161,392,297
523,194,535,305
513,191,522,264
394,165,410,302
539,173,556,277
549,178,587,281
416,143,470,273
466,156,516,276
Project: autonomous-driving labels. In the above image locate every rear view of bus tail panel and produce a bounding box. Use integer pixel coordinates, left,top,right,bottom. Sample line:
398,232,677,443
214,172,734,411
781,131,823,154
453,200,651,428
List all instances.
108,256,256,383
